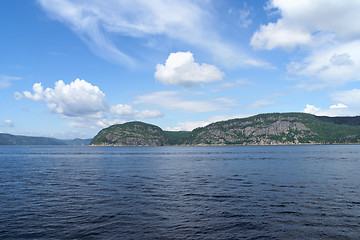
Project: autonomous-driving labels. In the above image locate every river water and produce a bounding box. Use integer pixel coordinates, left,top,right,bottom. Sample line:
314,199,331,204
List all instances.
1,145,360,239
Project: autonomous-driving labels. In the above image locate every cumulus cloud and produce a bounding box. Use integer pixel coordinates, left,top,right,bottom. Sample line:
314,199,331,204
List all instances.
303,104,320,114
95,119,124,128
23,83,44,101
22,79,108,118
303,104,352,116
19,78,164,129
330,103,348,109
110,104,163,119
154,51,224,87
251,0,360,50
250,0,360,89
165,121,209,132
135,91,236,113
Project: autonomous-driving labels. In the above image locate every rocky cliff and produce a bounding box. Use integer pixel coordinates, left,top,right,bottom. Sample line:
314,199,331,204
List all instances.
90,113,360,146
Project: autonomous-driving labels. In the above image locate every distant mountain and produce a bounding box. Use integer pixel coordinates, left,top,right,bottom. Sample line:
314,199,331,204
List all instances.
61,138,92,146
90,113,360,146
0,133,66,145
0,133,92,146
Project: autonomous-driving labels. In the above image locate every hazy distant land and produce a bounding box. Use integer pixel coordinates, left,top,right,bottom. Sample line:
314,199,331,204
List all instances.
0,133,91,146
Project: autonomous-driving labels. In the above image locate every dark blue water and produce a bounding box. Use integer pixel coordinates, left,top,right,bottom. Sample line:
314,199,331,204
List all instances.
1,145,360,239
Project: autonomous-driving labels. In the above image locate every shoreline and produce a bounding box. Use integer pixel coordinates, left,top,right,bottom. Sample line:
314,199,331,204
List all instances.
89,142,360,147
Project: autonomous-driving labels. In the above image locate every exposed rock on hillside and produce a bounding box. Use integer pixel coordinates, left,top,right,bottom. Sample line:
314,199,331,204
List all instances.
90,113,360,146
189,115,315,145
90,121,167,146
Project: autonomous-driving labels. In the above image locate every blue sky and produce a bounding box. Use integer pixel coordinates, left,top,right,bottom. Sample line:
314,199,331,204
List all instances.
1,0,360,139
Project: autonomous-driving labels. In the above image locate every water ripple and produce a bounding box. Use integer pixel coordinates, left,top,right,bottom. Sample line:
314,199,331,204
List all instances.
1,145,360,239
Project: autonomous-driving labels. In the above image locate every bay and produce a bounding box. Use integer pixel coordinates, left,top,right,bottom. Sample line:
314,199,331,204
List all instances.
1,145,360,239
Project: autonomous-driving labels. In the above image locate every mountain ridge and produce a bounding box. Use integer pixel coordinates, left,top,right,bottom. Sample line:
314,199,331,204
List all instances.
90,112,360,146
0,133,92,145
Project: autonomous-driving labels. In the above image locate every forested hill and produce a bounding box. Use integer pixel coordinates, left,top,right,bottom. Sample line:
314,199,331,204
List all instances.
0,133,91,145
90,122,168,146
90,113,360,146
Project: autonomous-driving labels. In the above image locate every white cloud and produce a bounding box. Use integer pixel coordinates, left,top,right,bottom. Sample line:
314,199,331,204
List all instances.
251,0,360,50
135,110,163,119
303,104,353,116
243,58,276,69
207,113,253,123
303,104,320,114
288,41,360,89
68,121,96,129
332,89,360,106
165,121,209,131
4,120,14,128
154,51,223,87
330,53,354,66
252,1,360,89
251,20,311,50
19,78,166,130
37,0,259,68
95,119,124,128
165,113,253,131
22,79,108,118
219,79,254,89
14,92,23,100
110,104,163,119
330,103,348,109
23,83,44,101
0,75,22,89
135,91,236,113
249,99,275,109
228,3,253,29
110,104,135,118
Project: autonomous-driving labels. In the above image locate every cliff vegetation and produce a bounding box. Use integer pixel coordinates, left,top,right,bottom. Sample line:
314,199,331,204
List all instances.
90,113,360,146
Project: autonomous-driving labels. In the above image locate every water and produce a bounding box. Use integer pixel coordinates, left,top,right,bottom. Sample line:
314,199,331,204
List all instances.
1,145,360,239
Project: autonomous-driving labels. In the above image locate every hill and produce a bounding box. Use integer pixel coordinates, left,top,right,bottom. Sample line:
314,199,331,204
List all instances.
90,113,360,146
0,133,92,146
0,133,66,145
61,138,92,145
90,121,168,146
186,113,360,145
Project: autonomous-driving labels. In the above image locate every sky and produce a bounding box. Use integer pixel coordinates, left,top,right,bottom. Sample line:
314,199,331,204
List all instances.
1,0,360,139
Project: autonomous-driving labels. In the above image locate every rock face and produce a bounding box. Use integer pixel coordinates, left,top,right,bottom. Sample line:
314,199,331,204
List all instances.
188,113,360,145
90,121,168,146
189,116,314,145
90,113,360,146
